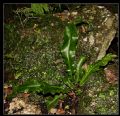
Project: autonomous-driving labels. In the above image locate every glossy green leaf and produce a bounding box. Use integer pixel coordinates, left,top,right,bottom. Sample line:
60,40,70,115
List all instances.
61,23,78,77
46,95,61,110
11,78,68,98
80,53,117,86
31,4,49,15
76,56,86,83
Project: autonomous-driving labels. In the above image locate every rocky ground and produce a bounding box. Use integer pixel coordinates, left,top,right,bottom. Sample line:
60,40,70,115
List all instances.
4,4,118,115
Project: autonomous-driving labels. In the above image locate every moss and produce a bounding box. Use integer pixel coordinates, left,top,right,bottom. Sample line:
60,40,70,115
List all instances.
4,5,118,114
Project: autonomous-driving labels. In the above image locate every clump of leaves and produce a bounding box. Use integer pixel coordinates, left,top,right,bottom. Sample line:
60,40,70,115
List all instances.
8,22,117,111
14,3,49,16
31,4,49,15
60,22,117,87
13,4,49,28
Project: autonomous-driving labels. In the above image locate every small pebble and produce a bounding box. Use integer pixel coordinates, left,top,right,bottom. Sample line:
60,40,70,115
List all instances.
71,11,78,16
49,108,57,114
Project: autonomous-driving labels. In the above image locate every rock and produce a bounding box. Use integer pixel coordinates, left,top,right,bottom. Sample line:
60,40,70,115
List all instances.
4,4,118,115
7,97,42,114
49,108,57,114
104,63,118,85
4,4,118,88
77,5,118,63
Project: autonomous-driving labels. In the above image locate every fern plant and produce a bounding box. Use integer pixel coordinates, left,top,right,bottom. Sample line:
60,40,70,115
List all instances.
8,22,117,110
60,22,117,87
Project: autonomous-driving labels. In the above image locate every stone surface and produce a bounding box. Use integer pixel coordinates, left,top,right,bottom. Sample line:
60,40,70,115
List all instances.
76,5,118,63
4,4,118,94
104,63,118,84
4,4,118,115
7,97,42,114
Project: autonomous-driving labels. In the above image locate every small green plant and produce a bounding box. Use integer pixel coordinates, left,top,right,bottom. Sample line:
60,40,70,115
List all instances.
13,4,49,28
14,3,49,16
60,22,117,87
31,4,49,15
8,22,117,111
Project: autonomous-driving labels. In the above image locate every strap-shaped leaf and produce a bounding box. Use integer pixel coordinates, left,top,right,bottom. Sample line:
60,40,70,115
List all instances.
80,53,117,86
76,56,86,83
11,78,68,97
46,95,61,110
61,23,78,76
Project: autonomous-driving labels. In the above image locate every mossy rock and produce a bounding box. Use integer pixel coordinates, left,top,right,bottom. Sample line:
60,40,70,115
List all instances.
4,15,67,84
4,4,118,115
4,5,118,85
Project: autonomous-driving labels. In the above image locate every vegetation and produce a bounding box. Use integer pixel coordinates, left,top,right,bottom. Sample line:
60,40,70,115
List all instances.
6,21,117,110
4,4,118,114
